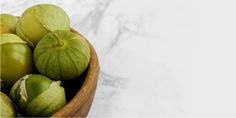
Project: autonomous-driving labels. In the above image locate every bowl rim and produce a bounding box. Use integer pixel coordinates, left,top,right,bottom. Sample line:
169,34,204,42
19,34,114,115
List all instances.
51,28,100,117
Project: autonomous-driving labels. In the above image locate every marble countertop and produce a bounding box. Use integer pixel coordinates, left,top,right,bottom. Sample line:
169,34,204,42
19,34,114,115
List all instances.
1,0,236,117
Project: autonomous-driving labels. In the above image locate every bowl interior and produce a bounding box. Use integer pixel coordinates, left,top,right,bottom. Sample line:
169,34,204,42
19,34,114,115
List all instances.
9,26,99,117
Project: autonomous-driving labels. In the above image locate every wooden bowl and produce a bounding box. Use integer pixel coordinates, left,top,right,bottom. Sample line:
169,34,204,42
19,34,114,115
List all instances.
51,29,100,117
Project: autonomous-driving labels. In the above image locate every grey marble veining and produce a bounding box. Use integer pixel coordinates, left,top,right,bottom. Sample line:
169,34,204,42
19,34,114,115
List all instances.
2,0,236,117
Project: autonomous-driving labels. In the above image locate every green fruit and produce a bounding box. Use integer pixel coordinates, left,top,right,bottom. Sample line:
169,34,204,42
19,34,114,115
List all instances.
0,33,33,89
0,92,16,117
16,21,34,47
0,14,18,34
16,4,70,47
9,74,66,116
34,30,90,81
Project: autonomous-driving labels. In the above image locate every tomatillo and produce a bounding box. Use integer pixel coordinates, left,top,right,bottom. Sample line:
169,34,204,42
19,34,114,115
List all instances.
0,33,33,89
9,74,66,116
0,14,18,34
16,4,70,47
34,30,90,81
0,92,16,117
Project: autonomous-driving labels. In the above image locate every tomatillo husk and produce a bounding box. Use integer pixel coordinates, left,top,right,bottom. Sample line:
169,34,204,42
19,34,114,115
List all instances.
0,33,34,89
0,14,18,34
16,4,70,47
34,30,90,81
0,92,16,117
9,74,66,116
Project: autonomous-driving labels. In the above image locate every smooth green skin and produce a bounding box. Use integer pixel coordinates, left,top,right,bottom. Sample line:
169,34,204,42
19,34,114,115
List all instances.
9,74,66,116
0,92,16,117
26,81,66,116
0,34,34,89
17,4,70,47
0,14,18,34
9,74,52,110
34,30,90,81
25,75,52,103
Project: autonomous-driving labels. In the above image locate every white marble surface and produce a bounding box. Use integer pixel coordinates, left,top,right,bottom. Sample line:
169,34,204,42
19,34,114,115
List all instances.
1,0,236,117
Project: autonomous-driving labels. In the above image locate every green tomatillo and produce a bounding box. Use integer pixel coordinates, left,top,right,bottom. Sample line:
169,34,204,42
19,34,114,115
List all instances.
0,92,16,117
0,33,34,89
9,74,66,116
34,30,90,81
0,14,18,34
16,4,70,47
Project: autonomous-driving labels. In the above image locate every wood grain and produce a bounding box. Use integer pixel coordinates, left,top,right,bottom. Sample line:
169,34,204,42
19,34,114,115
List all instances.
51,29,100,117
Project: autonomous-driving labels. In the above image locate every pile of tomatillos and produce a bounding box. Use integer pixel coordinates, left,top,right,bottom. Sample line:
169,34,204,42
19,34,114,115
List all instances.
0,4,90,117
